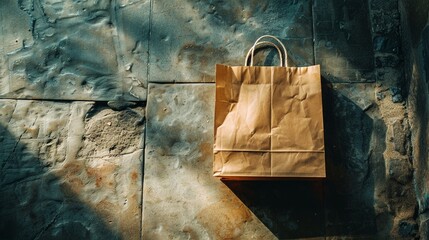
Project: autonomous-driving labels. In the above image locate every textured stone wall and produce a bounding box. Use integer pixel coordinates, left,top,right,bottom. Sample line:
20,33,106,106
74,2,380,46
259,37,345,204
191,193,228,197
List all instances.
0,0,426,239
400,0,429,238
369,0,417,238
0,100,144,239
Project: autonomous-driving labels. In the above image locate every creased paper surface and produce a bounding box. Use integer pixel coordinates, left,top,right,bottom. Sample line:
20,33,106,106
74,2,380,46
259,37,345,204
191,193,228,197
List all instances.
214,64,325,178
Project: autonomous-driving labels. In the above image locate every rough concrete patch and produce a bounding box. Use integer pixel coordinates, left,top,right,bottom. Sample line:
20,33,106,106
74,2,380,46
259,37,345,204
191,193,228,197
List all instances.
143,83,275,239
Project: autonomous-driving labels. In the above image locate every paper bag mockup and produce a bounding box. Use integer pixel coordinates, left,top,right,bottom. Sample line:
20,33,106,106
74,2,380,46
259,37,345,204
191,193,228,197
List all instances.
213,35,325,179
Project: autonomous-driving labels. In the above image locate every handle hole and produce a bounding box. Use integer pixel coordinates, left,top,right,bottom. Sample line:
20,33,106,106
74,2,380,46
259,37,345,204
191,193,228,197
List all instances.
249,48,282,66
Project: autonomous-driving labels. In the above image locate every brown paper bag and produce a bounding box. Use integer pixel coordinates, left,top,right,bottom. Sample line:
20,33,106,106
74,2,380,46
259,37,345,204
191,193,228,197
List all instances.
213,35,325,179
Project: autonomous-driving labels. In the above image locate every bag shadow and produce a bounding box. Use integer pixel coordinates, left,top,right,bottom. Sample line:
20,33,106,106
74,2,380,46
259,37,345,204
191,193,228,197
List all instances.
223,179,326,239
223,80,381,239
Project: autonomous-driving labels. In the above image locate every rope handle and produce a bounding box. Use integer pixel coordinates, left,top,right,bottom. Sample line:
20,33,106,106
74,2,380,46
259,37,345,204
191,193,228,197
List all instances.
244,41,283,67
248,35,288,67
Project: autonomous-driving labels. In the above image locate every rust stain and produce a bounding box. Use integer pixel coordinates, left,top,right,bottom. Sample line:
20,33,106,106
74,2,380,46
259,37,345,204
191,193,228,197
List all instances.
95,199,117,221
96,176,103,188
62,161,84,176
66,177,84,194
55,161,86,196
130,171,138,181
196,198,251,239
86,163,116,188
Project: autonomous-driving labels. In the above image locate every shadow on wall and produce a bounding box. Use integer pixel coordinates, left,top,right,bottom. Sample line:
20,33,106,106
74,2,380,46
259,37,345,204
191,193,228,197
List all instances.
224,180,325,239
322,82,382,237
0,124,120,240
224,82,380,239
4,0,125,100
401,2,429,235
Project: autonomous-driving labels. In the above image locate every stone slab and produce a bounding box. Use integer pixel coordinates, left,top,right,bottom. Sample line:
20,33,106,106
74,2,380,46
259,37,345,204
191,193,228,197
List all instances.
116,0,151,101
149,0,314,83
0,0,33,55
314,0,375,82
0,0,34,96
0,0,150,101
143,83,276,239
0,100,145,239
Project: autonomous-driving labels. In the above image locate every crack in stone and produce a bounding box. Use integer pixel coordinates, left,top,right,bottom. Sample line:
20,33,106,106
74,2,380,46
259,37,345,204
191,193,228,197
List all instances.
5,101,17,128
2,114,39,170
33,202,64,240
1,103,37,173
84,151,142,160
2,173,44,188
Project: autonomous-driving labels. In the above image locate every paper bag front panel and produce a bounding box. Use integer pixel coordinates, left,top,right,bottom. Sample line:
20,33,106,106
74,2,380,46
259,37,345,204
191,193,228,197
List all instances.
214,64,325,178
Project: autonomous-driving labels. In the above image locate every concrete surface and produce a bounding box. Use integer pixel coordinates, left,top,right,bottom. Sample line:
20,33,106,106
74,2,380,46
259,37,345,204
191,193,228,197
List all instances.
0,0,426,239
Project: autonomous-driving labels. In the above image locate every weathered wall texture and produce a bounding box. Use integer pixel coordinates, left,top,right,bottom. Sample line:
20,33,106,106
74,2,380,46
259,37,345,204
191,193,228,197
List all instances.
0,0,149,101
0,0,427,239
400,0,429,238
0,100,144,239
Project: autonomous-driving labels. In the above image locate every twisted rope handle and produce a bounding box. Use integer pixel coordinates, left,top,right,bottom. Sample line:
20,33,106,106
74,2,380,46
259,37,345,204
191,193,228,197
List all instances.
248,35,288,67
244,41,283,66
